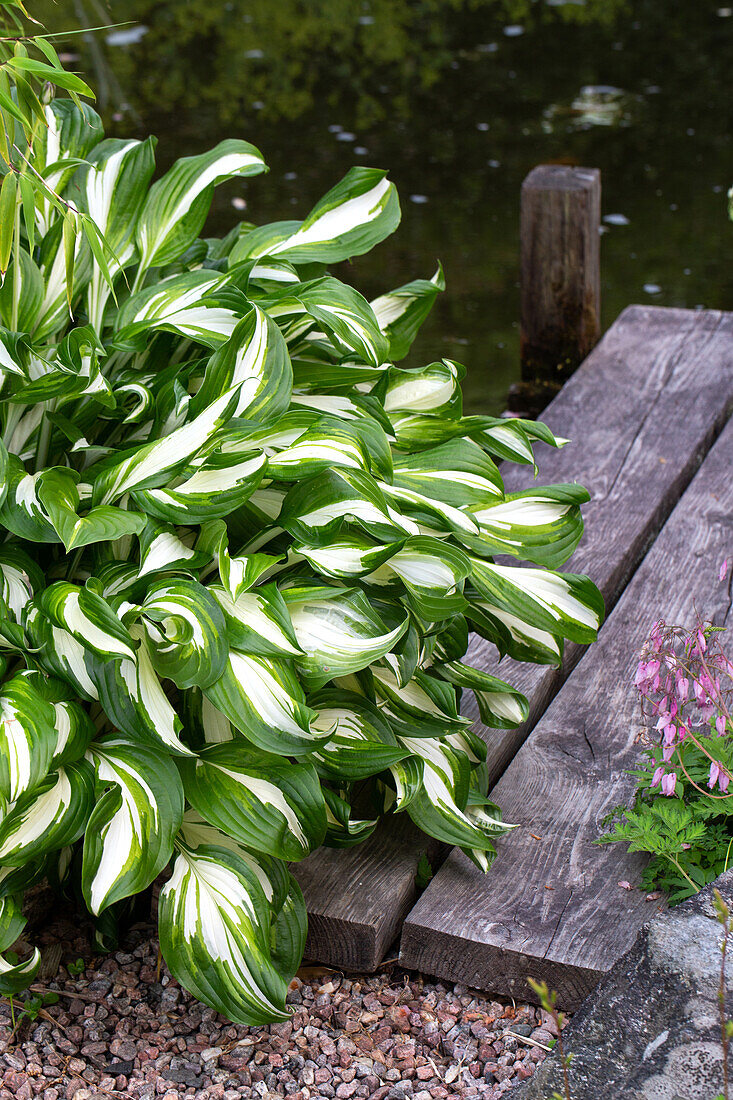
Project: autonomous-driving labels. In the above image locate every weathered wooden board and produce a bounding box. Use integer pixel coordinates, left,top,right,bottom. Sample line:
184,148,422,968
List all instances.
400,414,733,1008
293,818,445,971
468,304,733,785
295,305,733,972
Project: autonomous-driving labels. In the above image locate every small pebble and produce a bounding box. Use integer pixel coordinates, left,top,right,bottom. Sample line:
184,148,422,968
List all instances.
0,909,557,1098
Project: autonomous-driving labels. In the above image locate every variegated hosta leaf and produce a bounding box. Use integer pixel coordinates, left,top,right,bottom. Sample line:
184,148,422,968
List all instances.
82,737,184,914
0,675,57,802
49,698,96,768
180,743,327,861
0,546,43,647
0,760,94,864
283,586,408,689
210,582,300,657
35,100,104,236
35,582,136,660
392,438,503,508
91,385,242,504
379,480,480,537
138,522,202,578
90,628,193,757
20,670,98,768
294,535,399,580
366,536,471,621
469,558,604,645
178,810,307,980
280,467,419,546
204,651,327,756
140,578,228,689
37,467,146,552
136,138,267,271
266,421,369,481
191,304,292,422
133,449,267,525
0,943,41,996
323,787,378,848
268,277,388,368
81,137,157,327
309,690,406,780
199,520,281,602
369,262,444,360
231,166,399,265
159,843,291,1025
394,737,510,851
437,660,529,730
23,604,100,701
373,667,470,738
382,359,463,419
114,270,238,347
0,894,26,952
464,484,589,569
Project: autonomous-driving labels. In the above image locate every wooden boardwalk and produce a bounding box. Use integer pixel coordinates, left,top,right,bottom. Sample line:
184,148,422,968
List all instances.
293,303,733,1002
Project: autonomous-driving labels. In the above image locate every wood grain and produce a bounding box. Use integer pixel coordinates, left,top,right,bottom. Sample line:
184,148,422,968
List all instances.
400,415,733,1008
297,305,733,973
467,304,733,786
520,165,601,385
292,818,446,971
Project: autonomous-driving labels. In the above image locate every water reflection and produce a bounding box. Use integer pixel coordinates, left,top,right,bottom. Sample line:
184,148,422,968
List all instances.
36,0,733,415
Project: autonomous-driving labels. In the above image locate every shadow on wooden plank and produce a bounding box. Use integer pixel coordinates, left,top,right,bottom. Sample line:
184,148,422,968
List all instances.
400,414,733,1008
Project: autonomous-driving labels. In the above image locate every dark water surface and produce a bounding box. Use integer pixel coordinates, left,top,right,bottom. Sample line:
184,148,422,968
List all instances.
37,1,733,413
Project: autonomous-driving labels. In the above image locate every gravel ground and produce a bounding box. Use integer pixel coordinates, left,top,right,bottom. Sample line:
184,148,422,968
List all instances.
0,911,557,1100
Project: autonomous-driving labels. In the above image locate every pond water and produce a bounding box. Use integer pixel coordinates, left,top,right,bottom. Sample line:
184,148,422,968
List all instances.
37,0,733,414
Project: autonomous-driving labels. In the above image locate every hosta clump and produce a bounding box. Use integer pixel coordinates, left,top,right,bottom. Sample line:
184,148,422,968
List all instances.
0,101,603,1020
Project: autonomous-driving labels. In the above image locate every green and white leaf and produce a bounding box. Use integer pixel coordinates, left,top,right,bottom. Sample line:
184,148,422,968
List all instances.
180,744,326,861
82,737,184,914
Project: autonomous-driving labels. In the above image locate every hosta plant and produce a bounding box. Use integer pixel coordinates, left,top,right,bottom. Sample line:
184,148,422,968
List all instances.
0,13,603,1024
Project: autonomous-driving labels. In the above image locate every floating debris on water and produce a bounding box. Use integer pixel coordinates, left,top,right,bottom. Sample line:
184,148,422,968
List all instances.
336,131,356,141
354,146,369,155
643,283,662,295
477,122,490,131
604,213,630,226
504,25,524,37
543,85,641,132
410,194,429,204
244,48,264,59
476,42,499,53
106,25,148,46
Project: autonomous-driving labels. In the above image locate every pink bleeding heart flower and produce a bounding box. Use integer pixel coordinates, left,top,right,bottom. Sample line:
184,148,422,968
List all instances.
661,772,677,797
720,771,730,793
651,766,664,788
720,558,729,582
716,715,728,737
709,761,721,789
663,723,677,745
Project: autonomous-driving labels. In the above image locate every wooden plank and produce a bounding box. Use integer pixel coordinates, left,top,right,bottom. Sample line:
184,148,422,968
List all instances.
292,818,445,971
520,165,601,391
296,305,733,973
466,304,733,786
400,415,733,1008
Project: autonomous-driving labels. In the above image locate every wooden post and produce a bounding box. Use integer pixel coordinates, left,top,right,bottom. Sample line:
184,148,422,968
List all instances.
520,164,601,391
